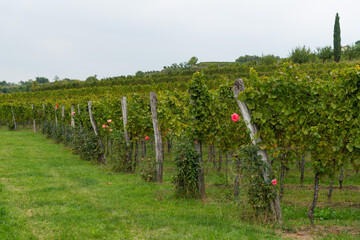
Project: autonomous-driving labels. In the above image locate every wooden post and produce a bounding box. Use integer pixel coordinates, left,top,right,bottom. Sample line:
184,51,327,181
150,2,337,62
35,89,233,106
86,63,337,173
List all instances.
77,104,83,130
300,154,305,187
42,104,45,129
234,156,241,198
141,140,146,157
133,140,139,172
61,106,65,120
308,172,320,227
121,97,130,145
327,178,334,203
226,152,229,183
121,96,133,171
280,155,286,199
150,92,164,183
71,105,75,128
339,167,344,189
233,78,283,224
11,106,17,130
42,104,45,121
61,105,65,138
31,104,37,132
196,141,206,199
55,105,58,127
88,101,107,165
218,150,222,172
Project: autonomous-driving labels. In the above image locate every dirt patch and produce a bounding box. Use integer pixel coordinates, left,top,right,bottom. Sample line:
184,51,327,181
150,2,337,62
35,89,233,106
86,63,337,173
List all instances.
283,231,313,240
282,225,359,239
286,184,360,192
282,200,360,209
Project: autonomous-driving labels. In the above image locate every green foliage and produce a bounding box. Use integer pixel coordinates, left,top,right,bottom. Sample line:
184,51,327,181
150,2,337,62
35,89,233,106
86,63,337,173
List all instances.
259,55,280,65
213,82,249,151
42,121,104,162
236,145,276,216
127,94,152,140
289,46,314,64
35,77,49,84
235,55,260,64
135,70,145,76
85,75,99,82
7,122,15,131
107,130,129,172
187,56,198,66
157,90,190,138
316,46,333,63
172,135,200,198
2,62,360,208
235,55,279,66
188,72,213,142
71,127,103,162
140,155,157,182
342,44,360,61
333,13,341,62
239,63,360,175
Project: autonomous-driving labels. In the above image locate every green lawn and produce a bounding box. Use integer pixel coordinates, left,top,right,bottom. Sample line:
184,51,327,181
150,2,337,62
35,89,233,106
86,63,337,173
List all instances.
1,129,359,239
0,129,282,240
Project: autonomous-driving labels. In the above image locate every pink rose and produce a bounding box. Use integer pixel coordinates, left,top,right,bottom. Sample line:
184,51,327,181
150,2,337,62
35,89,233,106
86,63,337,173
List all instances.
231,113,240,122
271,179,277,185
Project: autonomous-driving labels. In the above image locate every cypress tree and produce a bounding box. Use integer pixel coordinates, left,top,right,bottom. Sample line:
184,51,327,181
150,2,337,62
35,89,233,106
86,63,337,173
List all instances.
333,13,341,62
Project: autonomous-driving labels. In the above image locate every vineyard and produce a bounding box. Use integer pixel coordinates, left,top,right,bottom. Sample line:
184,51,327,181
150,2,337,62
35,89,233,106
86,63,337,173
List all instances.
1,61,360,238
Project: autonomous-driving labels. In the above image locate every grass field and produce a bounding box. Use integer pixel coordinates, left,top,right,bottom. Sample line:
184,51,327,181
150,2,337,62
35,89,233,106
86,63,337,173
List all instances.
0,129,359,239
0,129,283,239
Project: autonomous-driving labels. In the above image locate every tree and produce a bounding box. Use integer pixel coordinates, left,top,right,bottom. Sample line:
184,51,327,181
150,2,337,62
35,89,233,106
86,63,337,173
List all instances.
187,56,198,66
135,70,144,76
289,46,313,64
333,13,341,62
235,55,260,64
316,46,333,63
259,54,279,65
342,44,360,61
35,77,49,84
85,75,98,82
0,81,10,87
355,40,360,46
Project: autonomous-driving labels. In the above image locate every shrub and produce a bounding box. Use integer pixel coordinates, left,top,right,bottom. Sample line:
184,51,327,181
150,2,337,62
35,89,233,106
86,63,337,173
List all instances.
172,136,200,198
289,46,314,64
235,145,276,217
7,122,15,131
140,156,157,182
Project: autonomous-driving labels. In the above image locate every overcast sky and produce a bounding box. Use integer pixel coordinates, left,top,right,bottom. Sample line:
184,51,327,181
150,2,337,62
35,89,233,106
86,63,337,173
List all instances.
0,0,359,83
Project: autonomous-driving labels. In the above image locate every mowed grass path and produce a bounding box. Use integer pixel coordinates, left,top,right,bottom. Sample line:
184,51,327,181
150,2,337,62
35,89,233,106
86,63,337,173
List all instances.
0,130,282,240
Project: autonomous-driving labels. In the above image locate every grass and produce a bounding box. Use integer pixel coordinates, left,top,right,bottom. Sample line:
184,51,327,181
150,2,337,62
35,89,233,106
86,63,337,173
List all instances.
0,129,282,240
1,128,360,239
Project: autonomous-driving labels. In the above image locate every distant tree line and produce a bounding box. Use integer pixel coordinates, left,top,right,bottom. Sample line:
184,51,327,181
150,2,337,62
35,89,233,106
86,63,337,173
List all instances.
0,76,74,94
286,42,360,65
235,55,280,65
